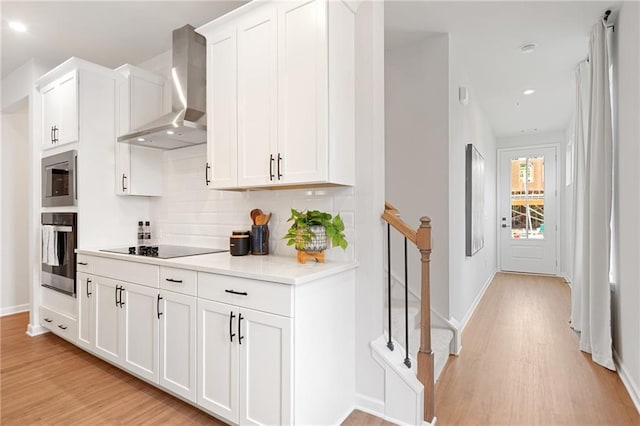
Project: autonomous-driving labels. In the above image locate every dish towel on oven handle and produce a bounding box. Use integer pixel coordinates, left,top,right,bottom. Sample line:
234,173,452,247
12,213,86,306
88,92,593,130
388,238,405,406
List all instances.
42,225,59,267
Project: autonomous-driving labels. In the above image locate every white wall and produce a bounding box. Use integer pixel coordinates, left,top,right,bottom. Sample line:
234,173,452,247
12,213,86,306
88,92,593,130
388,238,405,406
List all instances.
385,33,450,318
1,104,30,315
1,59,51,111
612,0,640,410
449,34,498,324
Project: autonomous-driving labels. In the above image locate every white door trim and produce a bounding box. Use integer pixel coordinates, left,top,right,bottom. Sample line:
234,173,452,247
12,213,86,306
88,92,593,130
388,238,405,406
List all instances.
496,143,561,275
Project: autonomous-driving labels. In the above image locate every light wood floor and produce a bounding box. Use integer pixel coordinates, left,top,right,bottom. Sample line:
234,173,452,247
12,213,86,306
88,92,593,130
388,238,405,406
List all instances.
435,272,640,425
0,312,381,425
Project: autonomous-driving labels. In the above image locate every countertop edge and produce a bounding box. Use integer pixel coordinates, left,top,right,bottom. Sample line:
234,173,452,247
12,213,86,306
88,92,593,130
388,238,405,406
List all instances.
75,249,358,285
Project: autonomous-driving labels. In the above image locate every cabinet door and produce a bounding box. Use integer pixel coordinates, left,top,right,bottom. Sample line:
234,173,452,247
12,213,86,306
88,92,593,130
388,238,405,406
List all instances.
237,6,278,187
77,272,94,351
121,282,159,383
207,25,238,189
239,308,292,426
55,71,79,146
159,290,196,402
93,277,121,365
41,83,58,148
197,299,239,423
277,0,328,184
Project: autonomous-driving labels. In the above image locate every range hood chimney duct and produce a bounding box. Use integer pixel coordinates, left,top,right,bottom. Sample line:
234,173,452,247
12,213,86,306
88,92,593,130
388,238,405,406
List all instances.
117,24,207,150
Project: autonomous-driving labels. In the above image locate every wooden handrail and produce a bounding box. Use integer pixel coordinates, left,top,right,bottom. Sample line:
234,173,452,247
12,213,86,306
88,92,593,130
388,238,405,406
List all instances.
381,204,435,423
382,204,417,245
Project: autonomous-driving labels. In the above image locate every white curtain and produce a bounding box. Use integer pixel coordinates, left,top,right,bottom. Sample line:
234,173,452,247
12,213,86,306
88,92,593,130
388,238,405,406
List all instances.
570,19,616,371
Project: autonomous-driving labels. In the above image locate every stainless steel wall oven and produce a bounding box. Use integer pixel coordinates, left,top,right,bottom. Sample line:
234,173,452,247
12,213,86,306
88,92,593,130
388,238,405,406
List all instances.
41,213,77,297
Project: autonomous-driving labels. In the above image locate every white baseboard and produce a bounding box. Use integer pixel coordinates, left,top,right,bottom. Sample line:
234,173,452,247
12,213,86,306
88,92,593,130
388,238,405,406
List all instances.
26,323,48,336
613,349,640,414
0,303,30,317
354,393,385,419
459,269,497,334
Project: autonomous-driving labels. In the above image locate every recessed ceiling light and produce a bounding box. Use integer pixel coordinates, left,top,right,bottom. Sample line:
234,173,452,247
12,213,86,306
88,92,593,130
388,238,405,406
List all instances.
520,43,537,54
137,137,145,142
523,89,535,95
9,21,27,33
166,130,175,135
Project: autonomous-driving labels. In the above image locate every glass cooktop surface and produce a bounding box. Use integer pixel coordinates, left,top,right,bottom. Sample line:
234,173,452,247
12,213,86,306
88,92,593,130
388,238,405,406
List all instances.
101,245,228,259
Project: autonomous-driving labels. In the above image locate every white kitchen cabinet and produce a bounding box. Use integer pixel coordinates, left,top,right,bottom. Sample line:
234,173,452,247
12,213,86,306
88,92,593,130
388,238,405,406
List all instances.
93,276,121,365
120,281,160,383
40,70,78,149
115,64,165,196
159,289,197,402
77,272,94,351
197,298,292,425
197,0,355,190
205,24,238,189
197,299,238,421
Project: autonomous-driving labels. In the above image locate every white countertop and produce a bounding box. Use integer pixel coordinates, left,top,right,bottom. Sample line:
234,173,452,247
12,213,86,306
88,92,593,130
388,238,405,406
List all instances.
76,248,357,285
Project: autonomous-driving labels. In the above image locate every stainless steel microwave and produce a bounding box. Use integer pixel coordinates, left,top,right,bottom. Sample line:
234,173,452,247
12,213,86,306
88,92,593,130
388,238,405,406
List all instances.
42,150,77,207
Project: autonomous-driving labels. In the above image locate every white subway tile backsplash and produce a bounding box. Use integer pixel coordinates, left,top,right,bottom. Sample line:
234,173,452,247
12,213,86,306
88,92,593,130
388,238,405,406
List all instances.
150,147,355,261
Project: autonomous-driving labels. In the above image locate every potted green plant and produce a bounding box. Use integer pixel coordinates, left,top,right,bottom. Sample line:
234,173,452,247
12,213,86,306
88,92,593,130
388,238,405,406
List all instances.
284,209,348,263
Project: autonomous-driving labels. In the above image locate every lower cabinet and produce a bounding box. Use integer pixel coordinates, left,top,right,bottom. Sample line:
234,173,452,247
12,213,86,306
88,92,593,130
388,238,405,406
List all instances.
197,299,292,425
77,272,94,351
159,290,197,402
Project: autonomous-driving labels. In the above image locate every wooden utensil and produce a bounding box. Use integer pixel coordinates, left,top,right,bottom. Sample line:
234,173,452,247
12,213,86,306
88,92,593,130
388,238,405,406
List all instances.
250,209,263,225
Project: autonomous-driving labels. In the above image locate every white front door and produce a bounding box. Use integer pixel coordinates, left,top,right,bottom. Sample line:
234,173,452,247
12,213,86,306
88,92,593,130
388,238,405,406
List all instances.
498,146,558,274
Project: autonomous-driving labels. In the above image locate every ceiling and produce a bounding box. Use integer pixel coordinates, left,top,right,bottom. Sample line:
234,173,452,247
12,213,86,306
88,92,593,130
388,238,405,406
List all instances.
2,1,617,139
0,1,248,79
385,1,619,138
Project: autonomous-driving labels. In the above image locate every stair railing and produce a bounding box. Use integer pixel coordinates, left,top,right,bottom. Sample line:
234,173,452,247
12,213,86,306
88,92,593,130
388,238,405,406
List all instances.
382,202,434,423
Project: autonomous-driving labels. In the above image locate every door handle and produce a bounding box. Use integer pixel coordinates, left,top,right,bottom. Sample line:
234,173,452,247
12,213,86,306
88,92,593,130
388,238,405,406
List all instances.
205,162,211,186
119,286,125,308
86,278,92,298
122,174,128,192
115,285,120,307
277,153,283,180
229,311,236,342
51,126,55,143
269,154,275,181
157,294,163,319
238,313,244,345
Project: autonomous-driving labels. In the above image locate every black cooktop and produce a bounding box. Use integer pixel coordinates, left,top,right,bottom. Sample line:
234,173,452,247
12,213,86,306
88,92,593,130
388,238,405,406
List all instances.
101,245,228,259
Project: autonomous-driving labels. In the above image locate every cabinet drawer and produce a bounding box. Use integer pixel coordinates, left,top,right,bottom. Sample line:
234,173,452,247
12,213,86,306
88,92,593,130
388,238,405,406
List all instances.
93,257,159,288
197,273,293,317
40,306,77,344
160,267,197,296
76,255,94,273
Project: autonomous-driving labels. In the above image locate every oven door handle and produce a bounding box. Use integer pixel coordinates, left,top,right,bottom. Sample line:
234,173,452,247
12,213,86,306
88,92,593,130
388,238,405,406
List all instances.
50,226,73,233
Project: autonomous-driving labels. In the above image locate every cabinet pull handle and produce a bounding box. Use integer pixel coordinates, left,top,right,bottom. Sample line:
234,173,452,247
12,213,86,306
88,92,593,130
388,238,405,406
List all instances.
115,285,120,307
157,294,163,319
277,153,283,180
229,311,236,342
269,154,275,181
205,162,211,186
78,262,88,266
238,313,244,345
44,317,53,323
51,126,55,143
53,126,59,143
225,289,248,296
165,278,183,284
119,286,125,308
122,174,127,191
58,324,68,330
86,278,92,298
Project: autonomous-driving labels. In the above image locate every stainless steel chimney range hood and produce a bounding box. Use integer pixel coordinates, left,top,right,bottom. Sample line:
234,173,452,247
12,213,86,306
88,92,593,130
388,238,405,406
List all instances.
118,25,207,150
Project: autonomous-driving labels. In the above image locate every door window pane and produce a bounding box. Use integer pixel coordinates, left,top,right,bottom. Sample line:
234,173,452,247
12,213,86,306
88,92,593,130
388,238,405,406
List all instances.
510,156,545,239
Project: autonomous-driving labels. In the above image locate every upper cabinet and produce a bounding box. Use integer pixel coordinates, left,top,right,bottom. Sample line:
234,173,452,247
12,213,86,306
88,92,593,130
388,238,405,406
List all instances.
40,70,78,149
115,65,165,196
198,0,356,190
